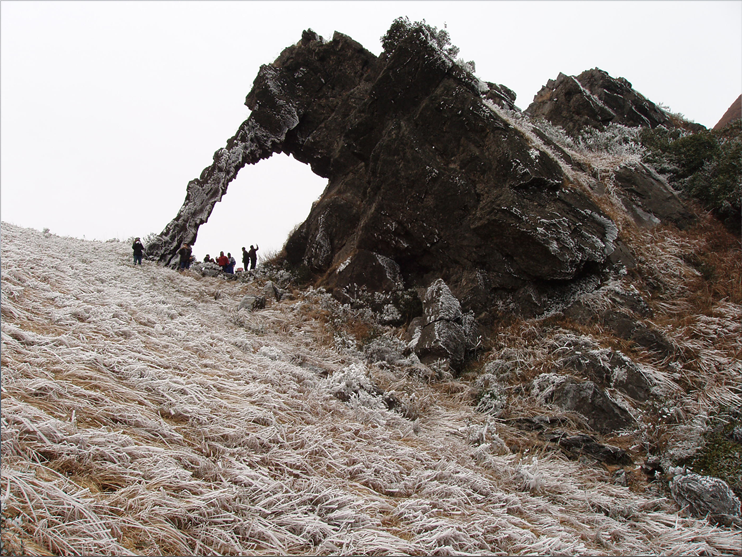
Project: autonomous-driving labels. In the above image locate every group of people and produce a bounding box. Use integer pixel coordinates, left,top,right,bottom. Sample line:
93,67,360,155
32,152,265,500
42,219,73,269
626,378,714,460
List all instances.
131,239,259,275
201,245,259,273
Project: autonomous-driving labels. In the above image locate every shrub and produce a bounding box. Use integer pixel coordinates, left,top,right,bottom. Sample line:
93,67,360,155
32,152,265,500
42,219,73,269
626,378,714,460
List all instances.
684,137,741,228
667,131,721,180
577,123,644,158
640,122,741,227
381,16,460,59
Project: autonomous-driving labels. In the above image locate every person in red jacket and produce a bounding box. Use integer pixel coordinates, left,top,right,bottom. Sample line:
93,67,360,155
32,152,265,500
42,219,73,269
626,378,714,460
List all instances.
216,251,229,272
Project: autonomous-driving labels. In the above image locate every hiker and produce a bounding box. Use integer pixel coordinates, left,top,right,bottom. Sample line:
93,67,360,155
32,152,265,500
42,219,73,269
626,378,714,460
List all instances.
241,247,249,272
216,251,229,272
203,254,213,264
227,253,236,274
248,244,259,271
132,237,144,265
178,243,192,271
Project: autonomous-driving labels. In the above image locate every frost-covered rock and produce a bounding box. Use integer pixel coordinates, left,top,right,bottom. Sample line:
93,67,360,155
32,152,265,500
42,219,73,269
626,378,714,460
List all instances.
612,162,695,230
423,279,463,324
329,250,418,325
411,280,480,372
525,68,677,136
562,299,674,358
670,472,741,519
262,281,281,301
557,345,655,402
238,295,266,312
416,320,468,371
533,374,636,434
549,432,632,465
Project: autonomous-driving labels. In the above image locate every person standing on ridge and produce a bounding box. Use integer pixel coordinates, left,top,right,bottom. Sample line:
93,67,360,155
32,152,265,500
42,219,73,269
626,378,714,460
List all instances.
227,252,236,274
248,244,259,271
178,243,192,271
132,237,144,265
241,247,249,273
216,251,229,272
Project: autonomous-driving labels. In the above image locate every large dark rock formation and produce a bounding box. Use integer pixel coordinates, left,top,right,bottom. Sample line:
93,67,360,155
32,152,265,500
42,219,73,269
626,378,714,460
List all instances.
525,68,674,136
148,23,694,321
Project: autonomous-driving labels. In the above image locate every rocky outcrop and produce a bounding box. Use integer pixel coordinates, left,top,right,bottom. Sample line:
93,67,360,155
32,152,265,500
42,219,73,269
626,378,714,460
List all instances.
239,295,266,312
276,28,620,318
525,68,674,136
562,283,675,358
611,162,694,230
148,22,695,321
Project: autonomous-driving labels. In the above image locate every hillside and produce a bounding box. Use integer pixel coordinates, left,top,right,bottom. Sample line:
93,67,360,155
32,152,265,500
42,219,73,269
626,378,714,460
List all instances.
1,221,740,556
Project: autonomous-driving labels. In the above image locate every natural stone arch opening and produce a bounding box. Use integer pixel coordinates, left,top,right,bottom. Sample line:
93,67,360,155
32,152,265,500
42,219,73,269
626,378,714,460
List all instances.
193,154,326,264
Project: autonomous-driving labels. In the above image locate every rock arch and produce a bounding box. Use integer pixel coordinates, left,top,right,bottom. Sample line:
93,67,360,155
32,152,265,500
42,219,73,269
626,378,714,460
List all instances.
147,24,689,319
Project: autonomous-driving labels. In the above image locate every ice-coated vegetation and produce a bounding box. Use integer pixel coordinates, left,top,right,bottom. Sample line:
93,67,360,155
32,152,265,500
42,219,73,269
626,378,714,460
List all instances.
2,222,740,556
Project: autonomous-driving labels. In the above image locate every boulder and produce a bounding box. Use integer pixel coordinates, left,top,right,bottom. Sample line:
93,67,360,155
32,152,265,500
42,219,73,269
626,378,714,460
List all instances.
423,278,463,323
533,374,636,434
601,310,675,358
262,281,281,301
557,347,655,402
238,295,266,312
549,432,632,465
411,279,480,372
670,472,741,519
416,320,469,370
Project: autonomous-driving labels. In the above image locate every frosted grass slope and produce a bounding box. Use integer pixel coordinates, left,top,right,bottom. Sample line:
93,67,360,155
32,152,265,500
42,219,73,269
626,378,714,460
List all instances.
1,223,739,555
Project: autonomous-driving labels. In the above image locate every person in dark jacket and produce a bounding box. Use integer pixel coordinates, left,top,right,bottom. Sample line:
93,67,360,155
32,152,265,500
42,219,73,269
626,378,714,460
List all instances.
178,243,192,271
247,244,259,271
132,237,145,265
241,247,249,272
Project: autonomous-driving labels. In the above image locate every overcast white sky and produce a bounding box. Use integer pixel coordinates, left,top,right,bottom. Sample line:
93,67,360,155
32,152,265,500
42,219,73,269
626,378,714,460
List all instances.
2,1,741,263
